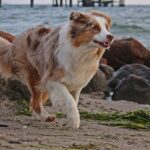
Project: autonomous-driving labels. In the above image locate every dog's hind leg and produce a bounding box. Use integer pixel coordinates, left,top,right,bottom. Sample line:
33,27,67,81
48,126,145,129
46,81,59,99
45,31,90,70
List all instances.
30,90,42,116
29,85,55,122
41,91,49,105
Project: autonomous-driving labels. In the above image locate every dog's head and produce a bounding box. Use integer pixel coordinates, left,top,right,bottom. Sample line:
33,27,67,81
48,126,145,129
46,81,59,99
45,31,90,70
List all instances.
68,10,113,49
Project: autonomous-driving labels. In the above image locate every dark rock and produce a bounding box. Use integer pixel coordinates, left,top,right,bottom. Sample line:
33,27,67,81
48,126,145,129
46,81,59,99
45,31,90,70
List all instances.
109,64,150,90
99,64,114,79
108,64,150,104
82,69,107,93
103,38,150,70
0,76,30,101
112,74,150,104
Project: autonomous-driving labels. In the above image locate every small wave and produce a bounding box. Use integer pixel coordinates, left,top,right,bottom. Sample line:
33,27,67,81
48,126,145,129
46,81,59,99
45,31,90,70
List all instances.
113,23,150,32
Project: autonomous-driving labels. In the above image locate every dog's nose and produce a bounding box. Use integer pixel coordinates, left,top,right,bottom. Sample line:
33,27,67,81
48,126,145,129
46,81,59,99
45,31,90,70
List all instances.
106,34,113,41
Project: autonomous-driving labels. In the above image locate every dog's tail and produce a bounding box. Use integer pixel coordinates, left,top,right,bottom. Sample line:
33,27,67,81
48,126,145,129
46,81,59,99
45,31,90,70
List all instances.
0,37,14,78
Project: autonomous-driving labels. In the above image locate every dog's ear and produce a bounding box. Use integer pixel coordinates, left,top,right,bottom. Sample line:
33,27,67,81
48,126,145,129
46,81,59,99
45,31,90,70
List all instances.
91,10,112,28
69,11,84,21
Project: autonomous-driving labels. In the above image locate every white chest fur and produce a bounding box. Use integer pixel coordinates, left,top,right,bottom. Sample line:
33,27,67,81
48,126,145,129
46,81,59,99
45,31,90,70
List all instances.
62,60,99,91
57,44,99,91
56,24,101,91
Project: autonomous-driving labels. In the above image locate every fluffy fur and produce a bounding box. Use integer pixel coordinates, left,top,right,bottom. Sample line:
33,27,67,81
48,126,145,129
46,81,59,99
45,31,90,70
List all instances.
0,31,15,43
0,11,113,129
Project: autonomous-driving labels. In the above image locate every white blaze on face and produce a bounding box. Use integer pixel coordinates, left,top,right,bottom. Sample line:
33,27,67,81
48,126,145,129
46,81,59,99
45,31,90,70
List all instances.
94,16,111,42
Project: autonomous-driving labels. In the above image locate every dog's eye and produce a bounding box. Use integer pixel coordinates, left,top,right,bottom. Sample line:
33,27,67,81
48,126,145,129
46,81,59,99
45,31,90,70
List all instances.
85,23,94,30
91,25,101,33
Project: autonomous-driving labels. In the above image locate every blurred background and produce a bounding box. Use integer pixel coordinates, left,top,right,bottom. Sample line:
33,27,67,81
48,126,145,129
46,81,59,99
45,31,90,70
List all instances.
0,0,150,49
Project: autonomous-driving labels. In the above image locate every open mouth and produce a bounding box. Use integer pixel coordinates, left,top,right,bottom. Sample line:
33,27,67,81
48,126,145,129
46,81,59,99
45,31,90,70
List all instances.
93,40,110,48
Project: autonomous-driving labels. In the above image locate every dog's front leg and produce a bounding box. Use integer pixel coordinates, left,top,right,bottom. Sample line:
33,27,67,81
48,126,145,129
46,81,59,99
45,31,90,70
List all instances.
70,89,82,106
46,81,80,129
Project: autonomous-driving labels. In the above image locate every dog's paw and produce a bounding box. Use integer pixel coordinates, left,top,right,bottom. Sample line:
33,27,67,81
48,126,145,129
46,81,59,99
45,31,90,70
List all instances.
45,114,56,122
71,121,80,129
32,111,41,120
67,110,80,129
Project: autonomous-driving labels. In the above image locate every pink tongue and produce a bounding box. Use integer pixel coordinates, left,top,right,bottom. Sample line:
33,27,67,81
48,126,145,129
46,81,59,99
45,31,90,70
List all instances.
94,40,109,48
99,41,108,47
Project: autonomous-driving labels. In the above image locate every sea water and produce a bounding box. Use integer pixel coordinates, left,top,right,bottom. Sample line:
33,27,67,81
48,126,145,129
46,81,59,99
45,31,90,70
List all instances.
0,5,150,49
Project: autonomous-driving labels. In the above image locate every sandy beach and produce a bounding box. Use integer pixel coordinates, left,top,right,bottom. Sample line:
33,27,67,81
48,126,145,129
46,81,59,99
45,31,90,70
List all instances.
0,93,150,150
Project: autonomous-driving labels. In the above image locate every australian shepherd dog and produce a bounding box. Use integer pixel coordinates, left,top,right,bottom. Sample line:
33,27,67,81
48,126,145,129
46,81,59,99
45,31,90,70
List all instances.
0,11,113,129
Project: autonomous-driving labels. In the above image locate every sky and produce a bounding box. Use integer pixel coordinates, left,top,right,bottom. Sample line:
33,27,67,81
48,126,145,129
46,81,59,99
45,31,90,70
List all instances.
2,0,150,5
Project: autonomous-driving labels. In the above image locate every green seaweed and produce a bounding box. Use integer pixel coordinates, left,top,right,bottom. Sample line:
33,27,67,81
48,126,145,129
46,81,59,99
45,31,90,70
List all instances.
80,110,150,130
16,99,32,116
56,112,66,118
15,100,150,130
56,110,150,130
